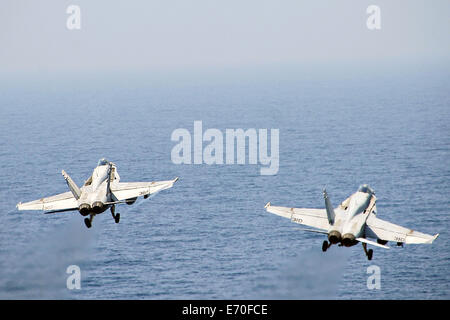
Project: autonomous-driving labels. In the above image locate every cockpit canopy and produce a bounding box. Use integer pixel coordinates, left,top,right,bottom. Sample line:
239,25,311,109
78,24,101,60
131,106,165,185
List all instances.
358,184,375,195
97,158,109,166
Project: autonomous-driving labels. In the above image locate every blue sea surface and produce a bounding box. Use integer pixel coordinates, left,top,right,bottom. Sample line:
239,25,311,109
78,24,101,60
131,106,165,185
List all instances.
0,67,448,299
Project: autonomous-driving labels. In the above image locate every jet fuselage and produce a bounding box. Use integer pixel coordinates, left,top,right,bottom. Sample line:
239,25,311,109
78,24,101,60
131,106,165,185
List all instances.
78,161,118,216
327,186,376,247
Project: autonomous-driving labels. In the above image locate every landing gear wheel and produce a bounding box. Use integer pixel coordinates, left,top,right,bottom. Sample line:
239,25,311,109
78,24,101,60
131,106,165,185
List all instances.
367,249,373,261
322,240,329,252
114,213,120,223
84,218,92,228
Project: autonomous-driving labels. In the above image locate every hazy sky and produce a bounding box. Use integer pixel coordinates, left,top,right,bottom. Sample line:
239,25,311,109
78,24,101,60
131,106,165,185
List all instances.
0,0,449,73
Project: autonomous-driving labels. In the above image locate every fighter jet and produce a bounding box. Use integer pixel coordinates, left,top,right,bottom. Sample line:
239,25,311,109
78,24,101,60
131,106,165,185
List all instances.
265,185,439,260
17,158,178,228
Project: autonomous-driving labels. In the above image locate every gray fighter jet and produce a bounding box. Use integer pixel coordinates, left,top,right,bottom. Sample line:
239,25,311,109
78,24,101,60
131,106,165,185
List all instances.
265,185,439,260
17,158,178,228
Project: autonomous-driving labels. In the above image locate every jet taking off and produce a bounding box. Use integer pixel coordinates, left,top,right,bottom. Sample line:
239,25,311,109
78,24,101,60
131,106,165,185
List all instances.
17,158,178,228
265,185,438,260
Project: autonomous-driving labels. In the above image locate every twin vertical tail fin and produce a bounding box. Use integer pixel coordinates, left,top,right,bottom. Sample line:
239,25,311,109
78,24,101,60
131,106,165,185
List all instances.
323,188,335,225
106,162,115,195
62,170,81,200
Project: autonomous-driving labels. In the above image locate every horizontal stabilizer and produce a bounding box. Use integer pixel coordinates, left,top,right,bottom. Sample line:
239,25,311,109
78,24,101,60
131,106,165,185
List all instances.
356,237,390,249
44,208,79,214
293,227,328,234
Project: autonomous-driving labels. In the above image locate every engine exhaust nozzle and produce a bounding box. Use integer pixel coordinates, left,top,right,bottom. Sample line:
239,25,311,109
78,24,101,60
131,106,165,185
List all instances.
342,233,357,247
91,201,104,214
327,230,342,244
78,203,91,216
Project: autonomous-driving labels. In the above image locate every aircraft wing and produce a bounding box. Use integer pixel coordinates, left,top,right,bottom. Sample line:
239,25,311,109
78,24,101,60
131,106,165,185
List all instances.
365,215,439,244
110,177,178,201
265,202,330,231
16,191,78,212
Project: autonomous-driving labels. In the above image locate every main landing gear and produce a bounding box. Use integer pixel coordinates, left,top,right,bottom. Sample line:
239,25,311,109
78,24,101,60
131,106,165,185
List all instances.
322,240,374,260
84,215,94,228
322,240,331,252
362,242,373,260
111,205,120,224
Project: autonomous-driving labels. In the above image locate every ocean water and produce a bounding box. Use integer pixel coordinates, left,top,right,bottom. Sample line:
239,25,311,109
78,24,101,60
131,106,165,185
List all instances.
0,67,448,299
